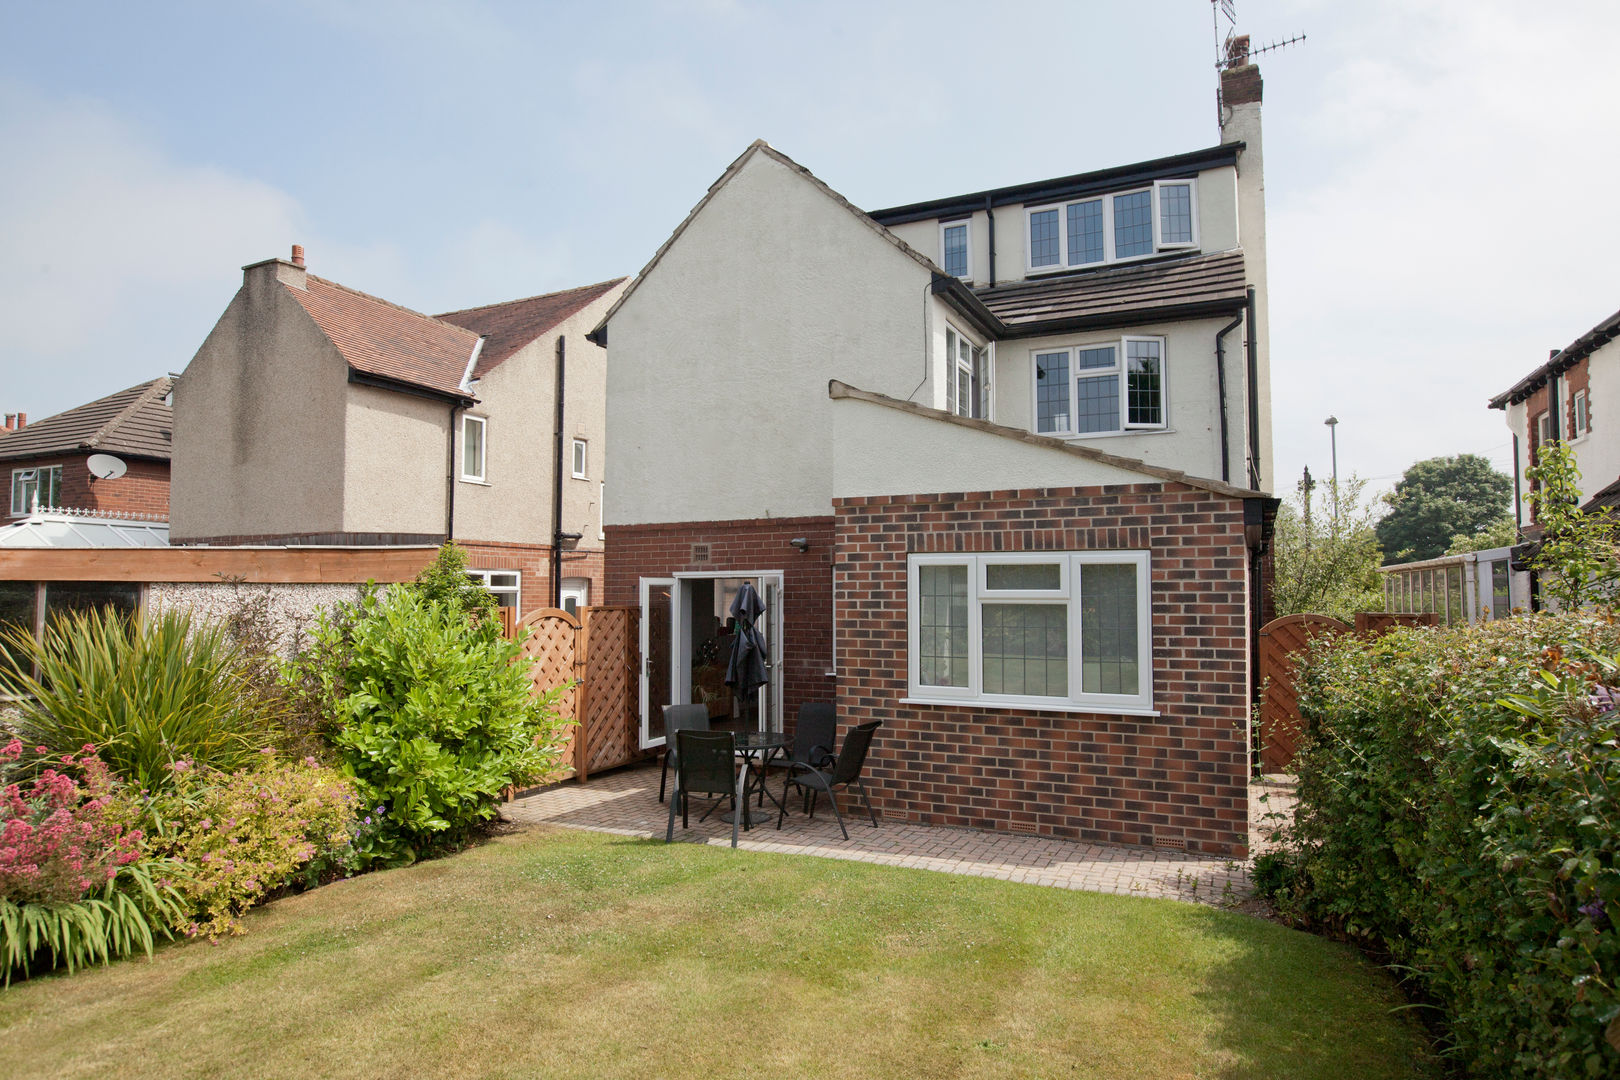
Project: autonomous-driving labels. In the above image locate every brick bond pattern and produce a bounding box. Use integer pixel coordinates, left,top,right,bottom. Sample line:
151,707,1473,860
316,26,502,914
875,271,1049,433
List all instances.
605,516,836,726
7,455,170,520
835,483,1252,858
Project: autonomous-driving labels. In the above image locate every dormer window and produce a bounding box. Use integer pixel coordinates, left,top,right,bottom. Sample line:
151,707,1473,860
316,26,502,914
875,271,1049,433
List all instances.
940,220,970,279
1026,180,1198,273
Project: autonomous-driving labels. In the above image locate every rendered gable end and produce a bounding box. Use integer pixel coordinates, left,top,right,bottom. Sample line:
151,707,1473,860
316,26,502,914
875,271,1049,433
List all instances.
171,268,350,542
605,147,937,525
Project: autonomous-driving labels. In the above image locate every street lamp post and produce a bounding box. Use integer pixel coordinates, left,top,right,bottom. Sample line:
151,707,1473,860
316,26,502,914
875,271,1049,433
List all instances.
1324,416,1340,526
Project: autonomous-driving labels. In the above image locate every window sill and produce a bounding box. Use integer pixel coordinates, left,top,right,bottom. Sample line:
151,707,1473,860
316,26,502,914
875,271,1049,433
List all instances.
459,477,492,487
900,695,1159,718
1038,428,1175,441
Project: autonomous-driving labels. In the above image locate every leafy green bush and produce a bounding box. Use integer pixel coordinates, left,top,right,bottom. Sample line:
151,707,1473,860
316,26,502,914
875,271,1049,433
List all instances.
411,541,498,622
1282,614,1620,1078
129,753,359,938
291,585,567,866
1,741,186,984
0,608,276,790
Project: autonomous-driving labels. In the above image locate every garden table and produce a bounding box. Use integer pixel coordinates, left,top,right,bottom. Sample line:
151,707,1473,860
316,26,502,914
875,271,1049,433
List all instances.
721,729,788,827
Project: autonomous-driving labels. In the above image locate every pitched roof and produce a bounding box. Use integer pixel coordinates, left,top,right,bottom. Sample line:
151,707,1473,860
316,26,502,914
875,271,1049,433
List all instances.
436,278,626,379
1489,305,1620,409
0,508,169,549
284,276,480,400
590,140,942,343
973,251,1249,336
0,377,173,462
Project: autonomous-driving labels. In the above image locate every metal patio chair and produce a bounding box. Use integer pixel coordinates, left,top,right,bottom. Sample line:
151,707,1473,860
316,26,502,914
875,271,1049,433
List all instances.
665,729,741,848
781,702,838,814
659,703,711,803
777,720,882,840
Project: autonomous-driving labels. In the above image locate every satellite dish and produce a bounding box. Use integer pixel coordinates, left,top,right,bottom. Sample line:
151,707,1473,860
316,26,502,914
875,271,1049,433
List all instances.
86,454,127,480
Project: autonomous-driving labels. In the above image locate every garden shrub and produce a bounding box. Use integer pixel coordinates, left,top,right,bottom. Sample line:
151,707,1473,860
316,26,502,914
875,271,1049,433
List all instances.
0,607,277,791
290,585,568,867
1,740,186,984
1282,613,1620,1078
132,753,359,938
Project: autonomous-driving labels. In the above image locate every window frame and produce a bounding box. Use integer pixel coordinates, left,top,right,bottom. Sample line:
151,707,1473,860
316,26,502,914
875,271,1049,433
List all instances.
1024,179,1200,275
944,324,992,420
1572,389,1589,440
466,568,519,612
905,550,1154,714
1029,335,1168,438
461,414,487,483
571,437,588,479
939,219,972,280
10,465,62,516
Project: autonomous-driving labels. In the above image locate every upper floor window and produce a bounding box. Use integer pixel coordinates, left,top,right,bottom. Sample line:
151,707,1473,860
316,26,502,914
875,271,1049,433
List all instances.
572,438,588,479
10,466,61,516
1026,180,1198,274
1572,389,1589,439
940,221,970,279
1536,410,1554,450
944,326,991,420
461,415,487,482
1033,336,1166,437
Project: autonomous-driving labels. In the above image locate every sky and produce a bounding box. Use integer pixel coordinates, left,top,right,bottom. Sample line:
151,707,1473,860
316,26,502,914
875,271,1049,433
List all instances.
3,0,1617,501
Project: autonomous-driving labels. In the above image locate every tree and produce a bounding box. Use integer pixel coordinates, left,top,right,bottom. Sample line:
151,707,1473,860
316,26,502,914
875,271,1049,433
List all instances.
411,542,498,621
1375,454,1512,564
1526,442,1620,610
1272,469,1385,621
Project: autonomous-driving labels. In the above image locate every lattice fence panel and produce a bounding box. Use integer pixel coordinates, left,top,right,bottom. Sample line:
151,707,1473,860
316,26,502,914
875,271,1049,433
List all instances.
1258,613,1350,772
581,605,640,775
518,608,582,778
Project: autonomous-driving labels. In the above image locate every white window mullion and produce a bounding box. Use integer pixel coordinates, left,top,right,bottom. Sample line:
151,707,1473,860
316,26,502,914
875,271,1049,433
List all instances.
1101,197,1116,262
967,564,983,698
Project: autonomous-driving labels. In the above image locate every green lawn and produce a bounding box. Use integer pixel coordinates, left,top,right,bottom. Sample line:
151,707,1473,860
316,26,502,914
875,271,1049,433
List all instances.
1,827,1437,1080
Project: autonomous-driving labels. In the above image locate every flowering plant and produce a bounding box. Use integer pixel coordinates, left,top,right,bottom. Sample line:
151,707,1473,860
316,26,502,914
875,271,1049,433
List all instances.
0,739,142,904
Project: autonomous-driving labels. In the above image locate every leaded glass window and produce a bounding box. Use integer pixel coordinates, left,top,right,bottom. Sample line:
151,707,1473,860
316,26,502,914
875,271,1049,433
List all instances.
982,603,1067,697
1158,182,1194,245
942,222,969,279
1066,199,1104,265
1112,190,1154,258
1035,351,1070,434
1126,339,1163,427
1028,208,1060,268
1081,562,1139,695
918,563,968,688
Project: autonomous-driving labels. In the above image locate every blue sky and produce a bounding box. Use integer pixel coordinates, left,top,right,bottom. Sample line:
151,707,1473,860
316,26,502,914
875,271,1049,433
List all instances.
4,0,1618,498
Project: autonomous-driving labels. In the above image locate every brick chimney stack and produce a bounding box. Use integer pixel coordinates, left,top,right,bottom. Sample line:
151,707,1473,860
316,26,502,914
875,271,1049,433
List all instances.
1220,35,1262,107
3,413,25,432
291,244,305,268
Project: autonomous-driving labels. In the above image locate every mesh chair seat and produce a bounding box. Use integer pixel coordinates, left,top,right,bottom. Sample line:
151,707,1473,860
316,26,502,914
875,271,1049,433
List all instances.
778,720,882,840
666,729,741,848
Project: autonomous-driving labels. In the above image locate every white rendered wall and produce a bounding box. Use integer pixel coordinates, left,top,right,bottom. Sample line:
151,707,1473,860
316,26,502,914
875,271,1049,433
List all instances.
830,396,1157,500
1576,343,1620,496
1221,103,1272,491
606,150,935,526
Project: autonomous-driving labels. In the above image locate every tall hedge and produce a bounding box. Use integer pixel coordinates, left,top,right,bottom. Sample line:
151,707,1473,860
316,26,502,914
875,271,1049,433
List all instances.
1277,613,1619,1079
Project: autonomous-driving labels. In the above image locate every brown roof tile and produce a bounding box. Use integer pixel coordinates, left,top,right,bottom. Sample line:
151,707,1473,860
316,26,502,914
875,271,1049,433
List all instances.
436,279,626,379
285,276,480,399
974,250,1248,334
0,378,173,462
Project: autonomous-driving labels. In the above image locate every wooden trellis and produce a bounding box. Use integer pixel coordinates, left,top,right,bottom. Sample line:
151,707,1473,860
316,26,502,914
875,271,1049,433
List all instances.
511,604,642,783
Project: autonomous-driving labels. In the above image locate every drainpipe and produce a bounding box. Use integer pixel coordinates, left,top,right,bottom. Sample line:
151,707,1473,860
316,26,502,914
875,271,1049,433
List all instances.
1512,432,1522,531
984,193,996,288
551,336,566,610
1214,308,1243,484
1245,286,1261,489
445,403,460,542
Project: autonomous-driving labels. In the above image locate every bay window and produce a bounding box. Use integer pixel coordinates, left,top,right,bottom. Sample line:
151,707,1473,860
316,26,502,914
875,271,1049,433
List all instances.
1026,179,1198,273
1034,336,1166,437
907,550,1153,712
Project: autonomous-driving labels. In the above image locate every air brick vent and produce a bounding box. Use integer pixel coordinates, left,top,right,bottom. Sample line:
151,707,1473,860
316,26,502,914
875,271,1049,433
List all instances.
691,543,710,563
1152,834,1187,851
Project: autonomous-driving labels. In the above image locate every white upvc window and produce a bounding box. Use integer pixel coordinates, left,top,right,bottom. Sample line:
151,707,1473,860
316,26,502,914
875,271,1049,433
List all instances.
1536,411,1555,448
944,325,992,420
1032,335,1166,437
940,220,971,280
466,569,519,611
1572,389,1589,439
9,465,62,516
461,415,487,482
906,550,1153,713
571,438,588,479
1025,179,1198,273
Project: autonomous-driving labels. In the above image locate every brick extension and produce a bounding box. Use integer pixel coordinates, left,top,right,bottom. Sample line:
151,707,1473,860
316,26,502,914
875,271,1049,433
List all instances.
606,481,1255,859
6,455,170,520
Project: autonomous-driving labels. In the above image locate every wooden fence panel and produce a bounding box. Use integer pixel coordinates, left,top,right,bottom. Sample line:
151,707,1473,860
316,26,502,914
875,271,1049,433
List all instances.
580,605,641,775
1258,613,1351,771
517,608,584,780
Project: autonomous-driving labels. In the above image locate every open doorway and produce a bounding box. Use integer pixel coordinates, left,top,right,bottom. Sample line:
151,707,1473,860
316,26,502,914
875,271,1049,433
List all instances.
639,571,783,749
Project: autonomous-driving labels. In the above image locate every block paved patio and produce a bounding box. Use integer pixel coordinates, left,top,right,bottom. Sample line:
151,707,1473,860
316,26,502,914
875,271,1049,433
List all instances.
504,762,1298,908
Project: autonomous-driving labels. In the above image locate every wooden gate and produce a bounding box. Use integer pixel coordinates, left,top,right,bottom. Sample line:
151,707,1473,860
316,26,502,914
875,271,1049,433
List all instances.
1258,613,1350,771
511,604,642,783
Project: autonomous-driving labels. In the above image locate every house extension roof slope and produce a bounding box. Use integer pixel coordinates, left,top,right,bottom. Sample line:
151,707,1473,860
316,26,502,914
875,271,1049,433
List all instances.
285,276,481,400
437,279,627,379
0,377,173,463
975,251,1248,336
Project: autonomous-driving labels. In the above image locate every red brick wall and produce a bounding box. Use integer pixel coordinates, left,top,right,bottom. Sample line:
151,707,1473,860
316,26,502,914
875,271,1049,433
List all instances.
605,516,836,729
457,539,603,619
5,454,170,519
834,483,1252,857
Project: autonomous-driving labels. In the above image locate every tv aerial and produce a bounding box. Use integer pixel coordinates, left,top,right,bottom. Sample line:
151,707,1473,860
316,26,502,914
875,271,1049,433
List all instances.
86,453,127,480
1210,1,1306,121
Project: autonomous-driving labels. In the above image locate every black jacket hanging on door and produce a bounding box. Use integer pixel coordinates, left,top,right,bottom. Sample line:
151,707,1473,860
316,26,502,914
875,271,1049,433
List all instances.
725,582,768,693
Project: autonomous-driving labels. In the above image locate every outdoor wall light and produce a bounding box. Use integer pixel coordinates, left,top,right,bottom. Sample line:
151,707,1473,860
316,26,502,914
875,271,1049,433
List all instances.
789,537,811,553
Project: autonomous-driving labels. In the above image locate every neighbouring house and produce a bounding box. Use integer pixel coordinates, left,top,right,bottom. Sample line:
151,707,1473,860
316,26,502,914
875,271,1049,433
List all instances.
1489,305,1620,531
168,245,626,617
591,45,1278,856
0,378,173,522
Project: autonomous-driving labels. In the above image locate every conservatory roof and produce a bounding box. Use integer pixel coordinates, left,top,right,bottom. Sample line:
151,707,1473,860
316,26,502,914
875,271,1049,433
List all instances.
0,509,170,549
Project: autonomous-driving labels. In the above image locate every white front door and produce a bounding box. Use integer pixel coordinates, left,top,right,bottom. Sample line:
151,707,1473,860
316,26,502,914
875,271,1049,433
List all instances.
639,577,676,749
